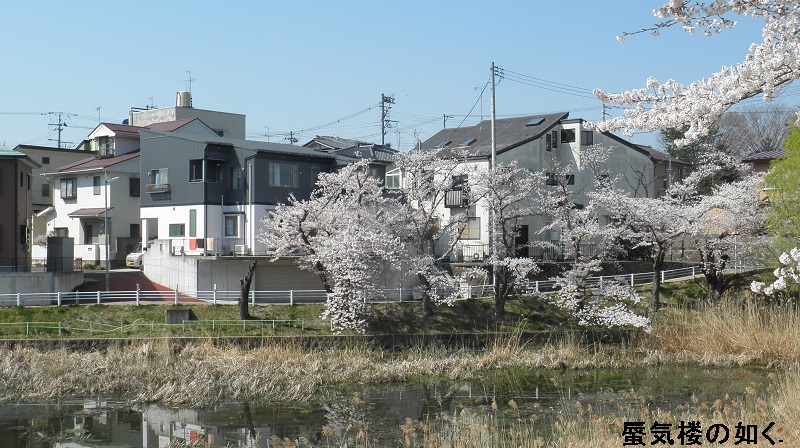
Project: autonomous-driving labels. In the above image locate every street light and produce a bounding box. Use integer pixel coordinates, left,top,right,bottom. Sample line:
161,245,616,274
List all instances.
103,170,119,292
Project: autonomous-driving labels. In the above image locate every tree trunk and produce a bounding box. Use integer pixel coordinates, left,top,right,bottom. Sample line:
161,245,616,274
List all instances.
650,249,665,312
417,272,434,318
239,260,258,320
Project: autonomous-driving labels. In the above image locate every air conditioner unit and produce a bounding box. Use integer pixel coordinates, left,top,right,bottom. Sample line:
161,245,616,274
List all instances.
234,245,249,256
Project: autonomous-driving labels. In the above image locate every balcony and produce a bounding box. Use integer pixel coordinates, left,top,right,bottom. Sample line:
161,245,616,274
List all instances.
445,187,469,208
145,183,171,194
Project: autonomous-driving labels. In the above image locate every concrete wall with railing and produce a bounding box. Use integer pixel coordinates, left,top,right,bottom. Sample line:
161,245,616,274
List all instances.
0,271,83,296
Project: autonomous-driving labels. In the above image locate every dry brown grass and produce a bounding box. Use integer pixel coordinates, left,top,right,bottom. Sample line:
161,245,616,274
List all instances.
643,299,800,366
0,332,633,407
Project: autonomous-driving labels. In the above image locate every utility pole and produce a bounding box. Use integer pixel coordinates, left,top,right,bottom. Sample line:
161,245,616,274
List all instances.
381,93,395,146
442,114,454,129
490,62,499,302
602,103,610,122
48,112,76,149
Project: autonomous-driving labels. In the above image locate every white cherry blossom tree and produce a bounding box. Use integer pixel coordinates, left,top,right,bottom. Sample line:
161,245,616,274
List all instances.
259,160,403,333
594,0,800,146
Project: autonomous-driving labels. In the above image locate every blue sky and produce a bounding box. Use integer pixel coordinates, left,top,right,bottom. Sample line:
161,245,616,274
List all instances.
1,1,791,151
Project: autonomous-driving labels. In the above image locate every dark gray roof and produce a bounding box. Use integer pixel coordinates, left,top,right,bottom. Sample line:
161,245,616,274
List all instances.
140,130,353,164
418,112,569,158
335,144,398,162
634,145,692,166
742,149,784,162
304,135,365,150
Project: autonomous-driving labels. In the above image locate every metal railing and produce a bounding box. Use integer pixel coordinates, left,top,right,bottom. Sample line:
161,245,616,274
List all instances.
0,265,759,308
0,318,322,337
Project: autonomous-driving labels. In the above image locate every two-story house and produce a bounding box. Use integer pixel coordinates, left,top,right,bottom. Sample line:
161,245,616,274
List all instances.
44,118,219,268
0,148,40,271
13,145,97,266
417,112,690,262
138,130,357,292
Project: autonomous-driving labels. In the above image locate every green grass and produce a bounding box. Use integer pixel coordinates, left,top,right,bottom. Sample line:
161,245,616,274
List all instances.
0,295,587,339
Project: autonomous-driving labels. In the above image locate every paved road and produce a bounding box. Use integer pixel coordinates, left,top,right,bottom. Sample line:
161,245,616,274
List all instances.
77,269,204,304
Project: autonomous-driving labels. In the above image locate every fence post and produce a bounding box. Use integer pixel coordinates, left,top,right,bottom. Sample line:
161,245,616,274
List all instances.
660,271,665,283
136,284,140,306
58,321,62,336
398,287,403,302
631,273,634,287
692,267,696,279
26,322,29,335
213,284,217,306
599,276,603,287
16,293,20,307
250,289,255,306
290,290,294,306
57,292,62,307
97,290,101,305
174,285,179,305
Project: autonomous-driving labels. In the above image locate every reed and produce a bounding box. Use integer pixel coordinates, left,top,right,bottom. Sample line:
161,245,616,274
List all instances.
644,299,800,366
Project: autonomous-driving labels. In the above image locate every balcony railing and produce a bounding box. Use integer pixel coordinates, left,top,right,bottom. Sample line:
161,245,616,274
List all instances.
145,183,171,194
445,187,469,208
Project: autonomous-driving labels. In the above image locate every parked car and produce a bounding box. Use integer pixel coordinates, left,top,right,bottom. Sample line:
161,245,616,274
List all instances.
125,242,145,269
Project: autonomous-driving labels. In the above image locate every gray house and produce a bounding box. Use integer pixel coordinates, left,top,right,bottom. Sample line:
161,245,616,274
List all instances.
138,130,353,292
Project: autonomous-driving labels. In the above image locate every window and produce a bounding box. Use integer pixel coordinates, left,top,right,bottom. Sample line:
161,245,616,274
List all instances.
269,162,299,188
385,168,401,189
42,157,50,165
27,174,31,190
545,173,558,186
149,168,168,186
20,225,28,245
130,223,141,238
41,183,50,197
561,129,576,143
93,176,102,195
189,209,197,238
545,133,552,151
581,130,594,145
20,171,23,187
189,159,203,182
565,174,575,185
552,131,558,149
97,136,114,156
207,160,224,182
54,227,68,237
230,167,243,190
84,224,93,245
225,215,239,237
169,224,185,237
129,178,140,197
461,217,481,240
60,178,77,199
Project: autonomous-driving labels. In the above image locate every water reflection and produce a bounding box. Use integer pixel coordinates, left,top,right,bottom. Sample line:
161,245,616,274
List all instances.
0,365,774,447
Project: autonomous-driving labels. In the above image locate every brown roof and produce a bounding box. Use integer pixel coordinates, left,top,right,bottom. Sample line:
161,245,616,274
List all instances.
68,207,114,218
45,151,140,174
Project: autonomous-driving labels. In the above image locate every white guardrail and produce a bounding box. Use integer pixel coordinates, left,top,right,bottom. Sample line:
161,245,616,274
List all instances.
0,265,757,307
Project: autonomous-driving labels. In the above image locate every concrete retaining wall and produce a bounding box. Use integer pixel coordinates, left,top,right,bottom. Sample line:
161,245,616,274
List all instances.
0,272,84,295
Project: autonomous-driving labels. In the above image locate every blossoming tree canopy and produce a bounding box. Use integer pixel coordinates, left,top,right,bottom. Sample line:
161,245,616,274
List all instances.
593,0,800,146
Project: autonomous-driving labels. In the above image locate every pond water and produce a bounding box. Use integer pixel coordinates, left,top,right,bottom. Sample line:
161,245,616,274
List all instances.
0,365,774,447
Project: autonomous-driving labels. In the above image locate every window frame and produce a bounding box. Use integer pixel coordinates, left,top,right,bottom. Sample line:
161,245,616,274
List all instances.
581,130,594,146
224,215,239,237
169,223,185,238
561,129,576,143
60,178,77,199
460,217,481,240
93,176,102,195
268,162,300,188
385,168,402,190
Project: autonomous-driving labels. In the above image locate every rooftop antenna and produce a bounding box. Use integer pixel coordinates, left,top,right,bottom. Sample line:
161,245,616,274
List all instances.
96,106,101,124
185,70,196,93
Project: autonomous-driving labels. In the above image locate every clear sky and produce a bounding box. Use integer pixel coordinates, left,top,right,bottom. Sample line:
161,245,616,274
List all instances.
1,1,794,152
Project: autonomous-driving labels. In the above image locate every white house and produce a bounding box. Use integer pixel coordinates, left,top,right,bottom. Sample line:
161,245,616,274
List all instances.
417,112,690,262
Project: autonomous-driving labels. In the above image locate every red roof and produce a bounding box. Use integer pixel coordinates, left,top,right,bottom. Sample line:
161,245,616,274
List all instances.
742,149,784,162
